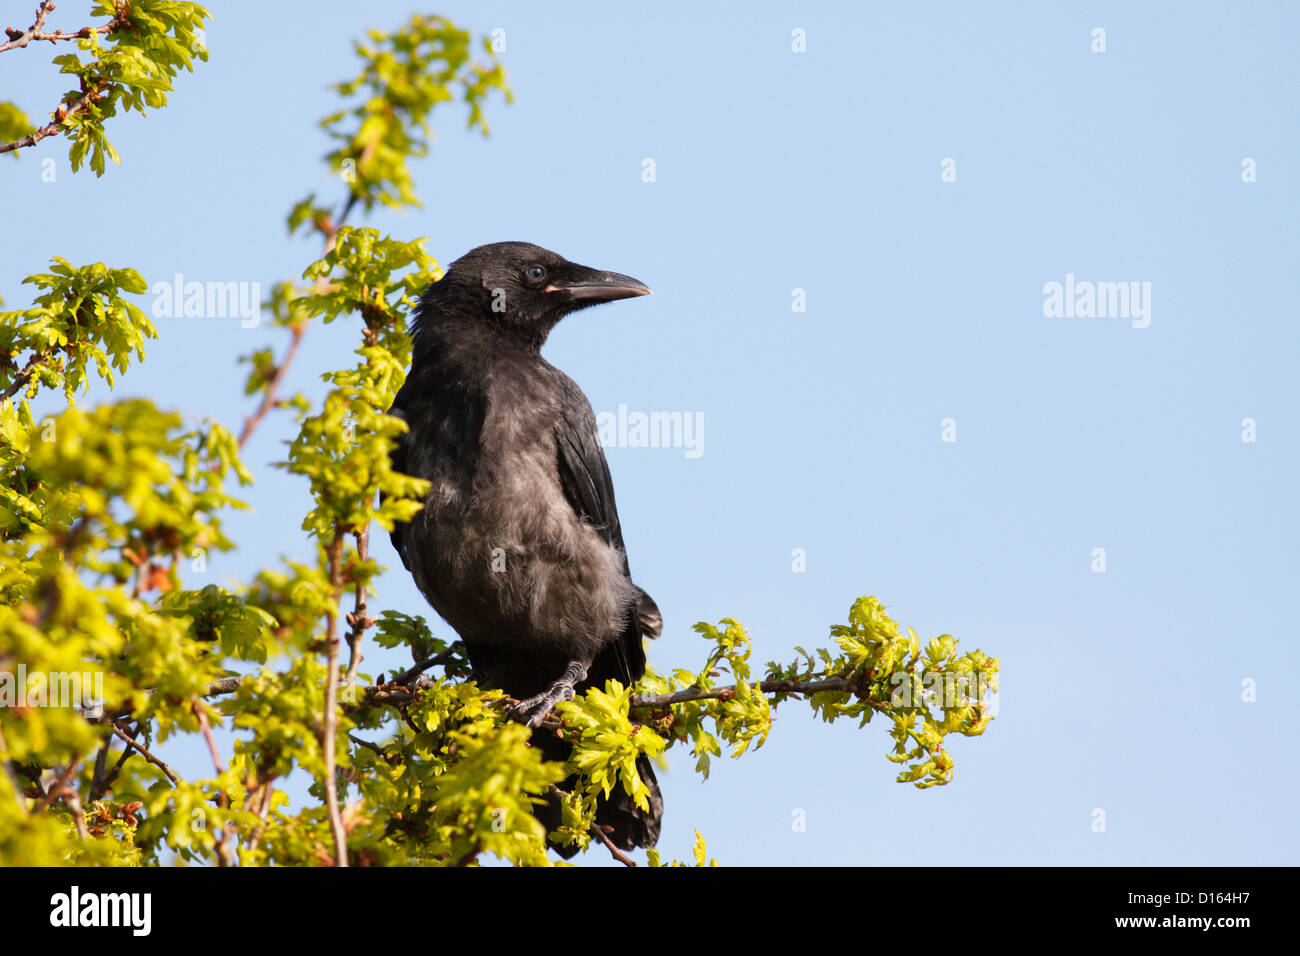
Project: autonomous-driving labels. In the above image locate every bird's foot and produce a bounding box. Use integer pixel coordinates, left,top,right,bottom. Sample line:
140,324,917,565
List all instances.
509,682,576,727
508,660,589,728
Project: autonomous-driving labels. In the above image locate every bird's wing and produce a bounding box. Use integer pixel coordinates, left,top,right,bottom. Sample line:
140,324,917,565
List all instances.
553,384,628,565
552,377,651,685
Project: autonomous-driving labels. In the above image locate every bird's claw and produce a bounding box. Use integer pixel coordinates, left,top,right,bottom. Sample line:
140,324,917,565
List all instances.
509,680,576,728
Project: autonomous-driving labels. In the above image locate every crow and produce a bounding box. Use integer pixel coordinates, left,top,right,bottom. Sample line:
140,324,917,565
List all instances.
386,241,663,856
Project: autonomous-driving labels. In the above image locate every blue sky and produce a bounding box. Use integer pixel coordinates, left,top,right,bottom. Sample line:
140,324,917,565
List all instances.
2,1,1297,865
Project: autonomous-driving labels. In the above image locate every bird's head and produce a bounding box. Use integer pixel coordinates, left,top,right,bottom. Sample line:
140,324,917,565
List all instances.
414,241,651,349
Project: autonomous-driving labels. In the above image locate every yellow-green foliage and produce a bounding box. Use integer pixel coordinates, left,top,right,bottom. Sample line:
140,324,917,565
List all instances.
0,9,998,867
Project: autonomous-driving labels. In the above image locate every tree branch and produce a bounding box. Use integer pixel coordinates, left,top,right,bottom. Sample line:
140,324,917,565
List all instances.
389,647,462,687
90,727,137,802
108,721,179,785
0,81,109,157
236,185,357,450
244,778,277,858
33,750,83,813
204,675,245,697
630,676,871,709
1,351,50,401
236,320,305,449
321,525,349,867
344,526,371,687
63,784,89,839
0,1,55,54
1,2,123,54
192,701,236,868
89,741,110,802
591,825,637,867
183,671,871,723
108,659,459,724
347,733,394,763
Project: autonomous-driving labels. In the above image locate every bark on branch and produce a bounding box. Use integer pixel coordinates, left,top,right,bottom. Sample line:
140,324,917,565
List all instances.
630,676,869,709
1,2,123,55
0,1,55,55
0,82,110,157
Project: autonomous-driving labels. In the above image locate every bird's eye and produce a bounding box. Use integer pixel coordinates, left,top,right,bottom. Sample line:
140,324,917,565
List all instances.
525,264,547,284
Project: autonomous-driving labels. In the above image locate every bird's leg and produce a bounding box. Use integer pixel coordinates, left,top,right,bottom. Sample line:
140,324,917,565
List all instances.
509,659,589,728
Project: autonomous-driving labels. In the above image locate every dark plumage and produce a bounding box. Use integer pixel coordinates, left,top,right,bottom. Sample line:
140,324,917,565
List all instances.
387,241,662,856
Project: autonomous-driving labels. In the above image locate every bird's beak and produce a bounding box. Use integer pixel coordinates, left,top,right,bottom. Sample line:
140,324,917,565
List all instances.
545,267,652,302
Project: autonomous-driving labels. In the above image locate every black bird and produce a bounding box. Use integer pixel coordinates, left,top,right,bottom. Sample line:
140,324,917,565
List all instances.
387,241,663,855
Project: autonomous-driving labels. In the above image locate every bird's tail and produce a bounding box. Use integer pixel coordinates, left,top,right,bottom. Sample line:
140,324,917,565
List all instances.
533,735,662,859
592,754,662,853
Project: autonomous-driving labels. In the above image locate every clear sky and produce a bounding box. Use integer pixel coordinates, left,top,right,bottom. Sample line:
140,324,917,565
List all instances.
2,1,1297,865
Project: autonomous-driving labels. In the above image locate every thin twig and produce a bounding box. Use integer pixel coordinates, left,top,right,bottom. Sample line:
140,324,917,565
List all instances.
322,525,349,867
245,779,276,858
204,675,245,697
89,742,109,802
193,703,227,775
0,1,54,54
1,3,122,54
543,782,635,865
132,670,871,734
109,662,456,722
630,676,868,709
591,825,637,867
1,351,50,401
344,526,371,690
90,730,136,802
108,721,179,785
235,184,357,450
34,751,84,812
347,733,394,763
389,647,461,686
337,191,359,231
106,674,242,719
0,81,109,156
63,786,89,839
192,701,236,867
236,320,305,449
183,671,869,722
